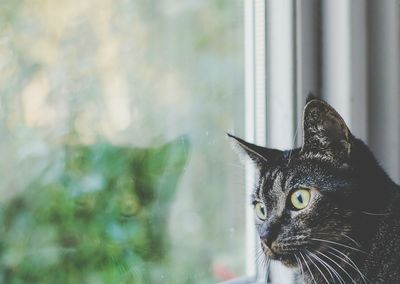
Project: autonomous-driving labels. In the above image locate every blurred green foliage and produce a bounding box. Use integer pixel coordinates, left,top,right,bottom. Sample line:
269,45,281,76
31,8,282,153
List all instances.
0,0,245,282
0,136,189,283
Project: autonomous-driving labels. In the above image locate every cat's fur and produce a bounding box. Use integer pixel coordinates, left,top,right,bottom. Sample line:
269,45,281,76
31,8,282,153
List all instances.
229,97,400,283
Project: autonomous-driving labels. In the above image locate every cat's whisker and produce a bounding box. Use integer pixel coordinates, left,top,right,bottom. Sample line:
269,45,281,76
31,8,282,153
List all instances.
294,253,305,283
326,246,370,284
255,252,264,266
327,251,368,284
264,258,271,284
311,237,370,255
340,233,362,248
255,247,267,268
257,254,268,269
307,250,338,284
361,211,391,216
316,250,357,284
299,251,317,284
260,242,272,283
256,253,271,284
314,232,362,248
304,250,330,284
316,253,346,284
255,250,267,271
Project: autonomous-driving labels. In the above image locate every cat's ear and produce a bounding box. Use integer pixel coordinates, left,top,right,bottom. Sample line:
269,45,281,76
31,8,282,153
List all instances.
301,98,352,163
227,133,280,169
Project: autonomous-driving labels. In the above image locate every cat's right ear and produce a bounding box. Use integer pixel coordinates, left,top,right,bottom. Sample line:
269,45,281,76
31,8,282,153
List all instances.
301,98,352,164
227,133,280,169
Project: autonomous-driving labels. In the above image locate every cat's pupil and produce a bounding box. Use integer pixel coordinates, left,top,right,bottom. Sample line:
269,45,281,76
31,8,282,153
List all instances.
296,193,303,204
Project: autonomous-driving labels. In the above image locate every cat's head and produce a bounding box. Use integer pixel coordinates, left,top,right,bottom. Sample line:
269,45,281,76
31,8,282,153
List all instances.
229,97,382,267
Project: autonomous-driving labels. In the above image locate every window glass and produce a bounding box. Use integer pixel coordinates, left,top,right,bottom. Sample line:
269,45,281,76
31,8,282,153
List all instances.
0,0,245,283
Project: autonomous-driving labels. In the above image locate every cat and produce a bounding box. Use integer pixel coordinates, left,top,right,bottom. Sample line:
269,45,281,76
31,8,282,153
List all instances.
0,136,189,284
229,96,400,283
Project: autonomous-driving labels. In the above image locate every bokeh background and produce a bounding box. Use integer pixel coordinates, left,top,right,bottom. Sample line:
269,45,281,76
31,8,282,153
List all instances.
0,0,246,283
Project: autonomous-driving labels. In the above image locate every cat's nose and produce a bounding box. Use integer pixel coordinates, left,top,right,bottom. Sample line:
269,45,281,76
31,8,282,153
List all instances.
260,224,279,249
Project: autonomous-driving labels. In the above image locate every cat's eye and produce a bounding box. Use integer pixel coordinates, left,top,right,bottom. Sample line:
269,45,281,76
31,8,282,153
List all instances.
254,202,267,220
290,189,311,210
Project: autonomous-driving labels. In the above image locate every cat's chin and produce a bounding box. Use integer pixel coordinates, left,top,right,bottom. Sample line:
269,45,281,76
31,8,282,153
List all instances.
266,251,298,268
279,256,298,268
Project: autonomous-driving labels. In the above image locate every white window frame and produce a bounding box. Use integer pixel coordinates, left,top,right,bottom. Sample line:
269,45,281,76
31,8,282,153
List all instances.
245,0,296,283
222,1,296,283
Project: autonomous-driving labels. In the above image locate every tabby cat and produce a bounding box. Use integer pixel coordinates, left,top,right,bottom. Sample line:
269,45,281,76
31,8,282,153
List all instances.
229,97,400,283
0,136,189,284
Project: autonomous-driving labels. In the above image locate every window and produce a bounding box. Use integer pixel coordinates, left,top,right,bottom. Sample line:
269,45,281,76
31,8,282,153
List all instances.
0,1,247,283
3,1,399,283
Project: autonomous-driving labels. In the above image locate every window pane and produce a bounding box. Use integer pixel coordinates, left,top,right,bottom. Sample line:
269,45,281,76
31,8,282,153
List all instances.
0,1,245,283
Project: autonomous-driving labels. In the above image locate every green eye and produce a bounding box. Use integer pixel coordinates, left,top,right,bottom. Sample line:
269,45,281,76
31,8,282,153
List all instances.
290,189,311,210
254,202,267,220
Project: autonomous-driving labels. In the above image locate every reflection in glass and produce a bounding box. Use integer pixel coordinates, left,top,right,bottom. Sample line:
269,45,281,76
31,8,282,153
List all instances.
0,0,245,283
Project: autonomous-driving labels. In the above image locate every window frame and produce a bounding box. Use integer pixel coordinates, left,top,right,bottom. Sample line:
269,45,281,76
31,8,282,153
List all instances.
230,0,298,283
221,1,296,283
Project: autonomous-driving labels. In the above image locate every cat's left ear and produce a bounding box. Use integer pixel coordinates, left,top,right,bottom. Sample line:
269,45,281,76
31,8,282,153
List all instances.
227,134,281,169
301,98,352,163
